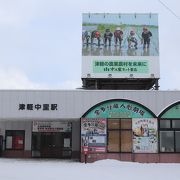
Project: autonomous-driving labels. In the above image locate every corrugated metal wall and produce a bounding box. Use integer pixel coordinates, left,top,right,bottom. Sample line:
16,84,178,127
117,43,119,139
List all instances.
0,90,180,120
0,121,31,150
0,120,80,151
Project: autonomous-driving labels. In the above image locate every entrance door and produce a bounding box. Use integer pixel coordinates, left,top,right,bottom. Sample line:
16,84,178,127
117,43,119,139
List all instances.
32,132,72,158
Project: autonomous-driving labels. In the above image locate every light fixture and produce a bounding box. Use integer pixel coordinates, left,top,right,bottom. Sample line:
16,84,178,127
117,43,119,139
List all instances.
108,74,112,78
150,74,155,78
130,74,133,78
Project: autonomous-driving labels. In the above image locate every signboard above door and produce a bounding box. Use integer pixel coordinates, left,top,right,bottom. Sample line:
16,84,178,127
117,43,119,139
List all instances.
32,121,72,132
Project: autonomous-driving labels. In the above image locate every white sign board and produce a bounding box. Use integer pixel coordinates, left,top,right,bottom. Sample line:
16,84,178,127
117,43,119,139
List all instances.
6,136,13,149
32,121,72,132
64,138,71,148
82,56,160,78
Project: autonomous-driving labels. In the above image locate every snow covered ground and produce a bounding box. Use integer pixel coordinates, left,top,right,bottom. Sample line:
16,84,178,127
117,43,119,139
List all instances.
0,158,180,180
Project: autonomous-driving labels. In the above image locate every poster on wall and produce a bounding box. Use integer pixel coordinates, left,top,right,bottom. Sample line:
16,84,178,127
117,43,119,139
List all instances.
6,136,13,149
81,118,107,153
132,118,158,153
82,13,159,79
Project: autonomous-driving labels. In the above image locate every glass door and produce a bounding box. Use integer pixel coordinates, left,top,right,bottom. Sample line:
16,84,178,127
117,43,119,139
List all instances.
32,132,72,158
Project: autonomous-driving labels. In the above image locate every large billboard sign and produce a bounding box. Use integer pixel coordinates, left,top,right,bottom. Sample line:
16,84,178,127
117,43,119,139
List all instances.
82,13,159,79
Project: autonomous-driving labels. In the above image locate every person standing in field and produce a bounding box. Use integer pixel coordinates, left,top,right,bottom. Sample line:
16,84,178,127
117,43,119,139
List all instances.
91,30,101,46
82,30,91,46
104,29,113,46
141,26,152,49
114,27,123,47
127,30,138,49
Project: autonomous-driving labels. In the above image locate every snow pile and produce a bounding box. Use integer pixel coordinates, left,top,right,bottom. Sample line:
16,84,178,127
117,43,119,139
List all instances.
0,158,180,180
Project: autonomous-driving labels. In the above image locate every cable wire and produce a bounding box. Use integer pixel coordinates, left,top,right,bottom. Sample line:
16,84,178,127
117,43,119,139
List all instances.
158,0,180,20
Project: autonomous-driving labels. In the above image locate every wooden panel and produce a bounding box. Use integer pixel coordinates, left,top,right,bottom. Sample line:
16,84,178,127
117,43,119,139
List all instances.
108,131,120,152
121,131,132,152
108,119,120,129
121,119,132,129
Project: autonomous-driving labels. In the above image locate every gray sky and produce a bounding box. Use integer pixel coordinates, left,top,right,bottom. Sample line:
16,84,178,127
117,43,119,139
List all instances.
0,0,180,90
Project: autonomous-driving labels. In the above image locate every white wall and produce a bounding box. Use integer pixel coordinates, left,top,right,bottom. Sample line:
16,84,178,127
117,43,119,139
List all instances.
0,90,180,120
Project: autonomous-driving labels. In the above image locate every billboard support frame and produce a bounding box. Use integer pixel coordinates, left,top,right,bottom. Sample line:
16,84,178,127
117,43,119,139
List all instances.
82,13,160,90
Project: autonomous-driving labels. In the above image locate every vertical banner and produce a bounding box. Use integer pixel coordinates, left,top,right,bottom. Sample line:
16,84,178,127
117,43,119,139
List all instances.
81,118,107,153
132,118,158,153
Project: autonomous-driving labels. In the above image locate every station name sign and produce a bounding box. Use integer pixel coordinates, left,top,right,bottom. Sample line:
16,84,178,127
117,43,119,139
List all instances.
18,103,58,111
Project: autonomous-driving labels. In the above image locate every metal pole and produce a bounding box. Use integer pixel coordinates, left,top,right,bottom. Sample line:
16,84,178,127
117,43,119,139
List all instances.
85,153,87,164
154,79,159,90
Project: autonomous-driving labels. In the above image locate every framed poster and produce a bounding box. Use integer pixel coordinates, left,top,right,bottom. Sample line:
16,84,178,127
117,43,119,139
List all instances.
133,118,158,153
81,118,107,153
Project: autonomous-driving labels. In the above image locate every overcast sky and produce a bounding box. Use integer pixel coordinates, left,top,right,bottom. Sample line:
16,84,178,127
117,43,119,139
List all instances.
0,0,180,90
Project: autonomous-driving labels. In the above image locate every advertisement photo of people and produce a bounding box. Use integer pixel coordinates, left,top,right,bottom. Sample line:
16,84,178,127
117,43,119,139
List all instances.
82,13,159,56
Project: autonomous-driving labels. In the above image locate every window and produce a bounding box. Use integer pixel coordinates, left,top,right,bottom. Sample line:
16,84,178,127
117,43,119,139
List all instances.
175,131,180,152
172,120,180,128
5,130,25,150
160,131,174,152
159,119,180,153
160,120,171,128
108,119,132,153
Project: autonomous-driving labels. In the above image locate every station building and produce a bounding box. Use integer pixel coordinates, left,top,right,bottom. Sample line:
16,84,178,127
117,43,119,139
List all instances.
0,90,180,163
1,13,179,163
